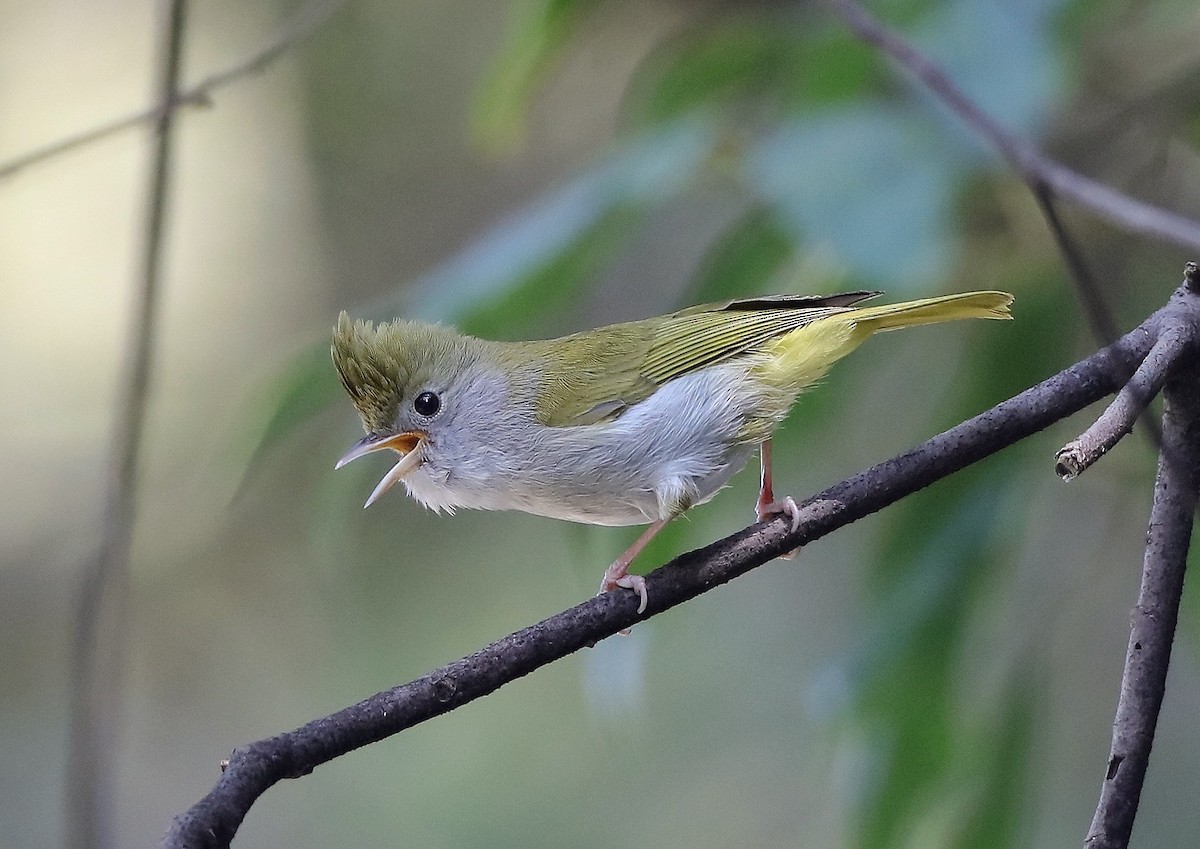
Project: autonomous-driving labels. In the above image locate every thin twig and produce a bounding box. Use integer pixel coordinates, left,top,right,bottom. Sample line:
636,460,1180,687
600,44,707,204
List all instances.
0,0,348,181
159,286,1200,849
64,3,187,849
1032,186,1123,345
1033,188,1164,449
1055,324,1188,479
1084,349,1200,844
819,0,1200,254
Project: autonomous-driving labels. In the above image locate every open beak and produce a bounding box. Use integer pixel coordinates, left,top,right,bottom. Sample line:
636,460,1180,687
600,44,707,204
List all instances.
335,431,425,508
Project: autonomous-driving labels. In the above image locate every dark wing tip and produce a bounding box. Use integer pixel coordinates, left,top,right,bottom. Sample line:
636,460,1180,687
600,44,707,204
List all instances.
717,291,883,312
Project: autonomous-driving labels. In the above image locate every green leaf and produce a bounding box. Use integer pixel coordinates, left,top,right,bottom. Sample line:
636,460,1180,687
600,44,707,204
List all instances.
629,21,809,124
471,0,604,153
955,673,1037,849
847,488,1015,849
405,116,718,326
746,106,961,289
627,19,879,126
912,0,1065,146
681,206,797,306
243,117,719,465
455,205,641,340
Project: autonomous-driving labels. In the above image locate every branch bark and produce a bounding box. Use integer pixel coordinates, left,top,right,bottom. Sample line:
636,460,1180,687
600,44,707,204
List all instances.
160,285,1200,849
1084,281,1200,849
1055,324,1187,479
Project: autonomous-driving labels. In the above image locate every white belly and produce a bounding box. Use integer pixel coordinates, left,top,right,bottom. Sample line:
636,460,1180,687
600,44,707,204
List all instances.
402,363,765,526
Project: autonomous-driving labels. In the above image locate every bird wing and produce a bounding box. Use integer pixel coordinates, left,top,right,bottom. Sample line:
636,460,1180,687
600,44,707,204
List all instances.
642,291,879,385
534,292,880,427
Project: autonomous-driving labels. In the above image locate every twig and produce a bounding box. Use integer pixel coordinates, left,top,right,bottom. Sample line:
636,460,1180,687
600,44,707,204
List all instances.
64,4,187,849
1034,188,1164,449
1083,334,1200,844
159,286,1200,849
1055,324,1188,479
818,0,1200,254
1032,186,1123,346
0,0,348,181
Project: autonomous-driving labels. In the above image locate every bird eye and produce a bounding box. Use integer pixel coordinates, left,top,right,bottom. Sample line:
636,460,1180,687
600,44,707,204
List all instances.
413,391,441,417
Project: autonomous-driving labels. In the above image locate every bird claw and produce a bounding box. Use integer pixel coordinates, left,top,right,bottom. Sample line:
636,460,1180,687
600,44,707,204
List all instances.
599,570,648,615
756,496,803,560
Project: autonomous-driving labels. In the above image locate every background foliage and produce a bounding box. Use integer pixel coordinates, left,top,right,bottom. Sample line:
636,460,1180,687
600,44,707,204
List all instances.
3,0,1200,847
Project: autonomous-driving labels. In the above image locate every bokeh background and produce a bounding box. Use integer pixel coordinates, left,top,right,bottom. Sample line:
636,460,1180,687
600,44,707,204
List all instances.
3,0,1200,847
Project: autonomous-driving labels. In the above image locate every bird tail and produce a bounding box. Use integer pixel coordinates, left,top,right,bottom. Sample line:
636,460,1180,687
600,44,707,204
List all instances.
846,290,1013,334
746,291,1012,433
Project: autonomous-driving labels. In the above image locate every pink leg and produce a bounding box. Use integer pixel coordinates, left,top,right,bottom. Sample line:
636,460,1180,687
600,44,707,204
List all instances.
755,439,802,559
599,518,668,614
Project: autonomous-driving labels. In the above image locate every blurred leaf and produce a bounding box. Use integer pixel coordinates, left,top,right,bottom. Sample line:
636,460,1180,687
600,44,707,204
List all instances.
955,673,1037,849
799,31,880,105
681,206,797,306
628,21,811,125
471,0,604,153
911,0,1066,156
408,116,718,325
244,117,719,467
747,106,960,289
827,273,1078,849
234,343,343,497
456,206,642,340
850,488,1013,849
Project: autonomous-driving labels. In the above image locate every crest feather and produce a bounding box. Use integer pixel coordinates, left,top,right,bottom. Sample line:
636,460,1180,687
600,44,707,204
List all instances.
330,312,469,433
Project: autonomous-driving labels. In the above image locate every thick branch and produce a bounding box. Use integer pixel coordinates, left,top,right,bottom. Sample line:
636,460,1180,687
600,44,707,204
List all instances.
1084,365,1200,848
819,0,1200,254
160,289,1200,849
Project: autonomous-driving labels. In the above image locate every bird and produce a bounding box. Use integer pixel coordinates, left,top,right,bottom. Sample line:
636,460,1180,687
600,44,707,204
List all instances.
331,289,1012,613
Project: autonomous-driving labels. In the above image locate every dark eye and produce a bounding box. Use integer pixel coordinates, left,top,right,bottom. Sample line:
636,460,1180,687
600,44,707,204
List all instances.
413,391,441,417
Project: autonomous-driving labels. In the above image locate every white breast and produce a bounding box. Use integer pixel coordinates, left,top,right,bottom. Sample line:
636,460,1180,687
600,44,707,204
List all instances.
401,362,765,527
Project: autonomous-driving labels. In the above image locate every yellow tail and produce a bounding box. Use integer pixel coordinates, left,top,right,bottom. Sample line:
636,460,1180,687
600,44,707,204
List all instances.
848,291,1013,333
750,291,1013,417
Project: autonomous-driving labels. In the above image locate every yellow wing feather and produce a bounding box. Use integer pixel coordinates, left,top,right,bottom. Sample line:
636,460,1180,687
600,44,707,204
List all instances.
534,291,1012,428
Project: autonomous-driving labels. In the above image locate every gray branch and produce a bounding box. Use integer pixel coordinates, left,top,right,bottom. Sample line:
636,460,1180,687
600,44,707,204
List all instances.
1084,274,1200,849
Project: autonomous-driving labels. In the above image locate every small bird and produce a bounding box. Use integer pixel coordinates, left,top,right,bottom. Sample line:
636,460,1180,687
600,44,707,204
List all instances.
332,290,1012,613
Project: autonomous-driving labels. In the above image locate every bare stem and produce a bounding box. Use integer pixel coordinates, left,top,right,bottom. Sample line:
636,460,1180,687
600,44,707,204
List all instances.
64,3,186,848
1055,324,1189,479
1083,363,1200,847
0,0,348,181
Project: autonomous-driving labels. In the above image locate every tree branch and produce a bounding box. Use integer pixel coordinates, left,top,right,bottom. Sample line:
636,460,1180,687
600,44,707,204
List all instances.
1055,323,1187,479
160,284,1200,849
0,0,348,181
1034,188,1163,449
1084,271,1200,848
818,0,1200,254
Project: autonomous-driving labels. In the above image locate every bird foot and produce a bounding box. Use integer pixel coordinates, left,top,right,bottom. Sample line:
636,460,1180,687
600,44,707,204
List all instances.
756,496,803,560
599,567,648,615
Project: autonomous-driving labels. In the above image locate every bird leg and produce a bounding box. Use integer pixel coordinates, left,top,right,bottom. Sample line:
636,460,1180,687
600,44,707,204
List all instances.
756,439,802,559
599,518,669,615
